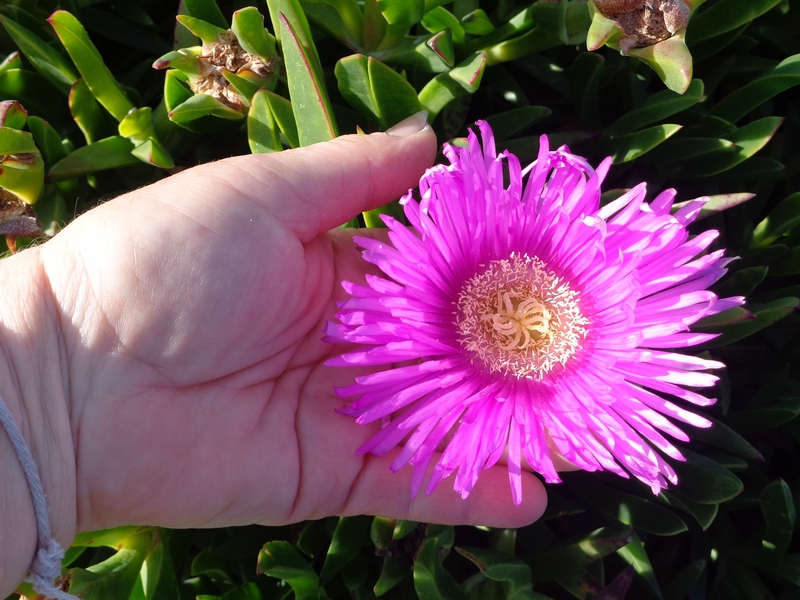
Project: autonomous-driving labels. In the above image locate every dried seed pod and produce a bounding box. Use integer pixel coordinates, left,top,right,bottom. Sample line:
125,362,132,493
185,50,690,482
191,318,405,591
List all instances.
595,0,690,53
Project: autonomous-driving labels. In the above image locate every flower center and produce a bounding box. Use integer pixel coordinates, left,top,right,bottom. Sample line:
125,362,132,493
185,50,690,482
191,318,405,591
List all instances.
456,254,588,379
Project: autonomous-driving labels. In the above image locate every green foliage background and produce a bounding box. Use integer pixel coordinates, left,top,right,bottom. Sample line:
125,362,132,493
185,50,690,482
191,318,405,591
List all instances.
1,0,800,598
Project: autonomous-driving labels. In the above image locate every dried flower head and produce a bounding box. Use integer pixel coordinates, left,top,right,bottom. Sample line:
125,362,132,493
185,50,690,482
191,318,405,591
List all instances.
325,122,742,504
189,31,275,109
595,0,691,52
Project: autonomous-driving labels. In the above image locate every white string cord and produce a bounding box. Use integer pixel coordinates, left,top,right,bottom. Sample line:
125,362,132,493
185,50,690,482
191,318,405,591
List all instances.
0,395,78,600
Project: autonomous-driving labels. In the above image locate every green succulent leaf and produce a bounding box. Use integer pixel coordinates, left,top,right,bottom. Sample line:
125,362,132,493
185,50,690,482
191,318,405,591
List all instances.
422,7,465,46
714,266,768,297
247,88,282,153
335,54,422,130
697,296,798,347
608,79,704,136
751,192,800,248
182,0,229,29
0,100,27,129
608,124,682,163
0,126,44,204
374,556,409,596
48,10,135,122
527,524,633,584
66,531,155,599
0,15,78,95
461,9,495,36
627,31,693,94
277,10,338,145
0,51,23,74
617,532,661,599
414,537,466,600
418,51,486,119
669,449,743,504
232,7,278,61
456,546,535,598
300,0,363,47
660,491,719,529
27,116,68,170
47,135,139,181
568,477,688,536
688,0,783,44
760,479,796,559
168,93,244,124
685,116,783,176
320,516,369,585
711,54,800,123
258,540,328,600
176,14,227,45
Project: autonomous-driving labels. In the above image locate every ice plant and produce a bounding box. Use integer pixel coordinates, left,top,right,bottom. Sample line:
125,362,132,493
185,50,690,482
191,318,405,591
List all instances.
325,122,743,504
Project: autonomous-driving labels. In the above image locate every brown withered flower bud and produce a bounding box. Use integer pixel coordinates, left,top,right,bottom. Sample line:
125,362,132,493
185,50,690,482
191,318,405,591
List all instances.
594,0,690,53
189,31,276,109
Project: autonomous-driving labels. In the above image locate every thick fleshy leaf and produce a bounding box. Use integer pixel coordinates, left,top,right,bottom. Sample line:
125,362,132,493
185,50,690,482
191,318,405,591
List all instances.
751,192,800,248
422,7,465,46
569,52,604,129
66,531,155,599
697,296,798,348
335,54,422,130
370,516,395,550
617,533,661,599
320,516,369,584
47,135,139,181
131,137,174,168
48,10,134,122
687,414,763,462
300,0,363,47
608,124,682,163
413,537,465,600
660,491,718,529
485,106,552,141
69,79,113,144
247,88,282,153
278,11,338,145
726,397,800,434
527,524,633,584
568,477,688,536
461,9,495,36
232,7,278,61
760,479,796,559
671,192,755,220
628,30,693,94
373,31,453,73
168,93,244,124
0,100,27,129
663,559,707,600
456,546,535,597
0,51,23,74
0,15,78,94
0,127,44,205
669,449,743,504
687,0,783,44
418,52,486,119
711,54,800,123
608,79,704,136
182,0,229,29
176,14,227,45
714,266,768,297
685,116,783,176
258,541,327,600
27,116,68,169
374,556,409,596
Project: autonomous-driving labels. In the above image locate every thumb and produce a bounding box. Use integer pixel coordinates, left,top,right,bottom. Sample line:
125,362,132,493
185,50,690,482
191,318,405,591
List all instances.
164,113,437,242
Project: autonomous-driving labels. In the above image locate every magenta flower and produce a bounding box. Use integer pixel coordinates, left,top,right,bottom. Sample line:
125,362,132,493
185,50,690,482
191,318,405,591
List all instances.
325,122,743,504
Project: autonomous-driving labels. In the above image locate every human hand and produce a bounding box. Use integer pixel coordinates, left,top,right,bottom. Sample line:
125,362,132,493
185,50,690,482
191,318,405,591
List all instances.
25,118,547,536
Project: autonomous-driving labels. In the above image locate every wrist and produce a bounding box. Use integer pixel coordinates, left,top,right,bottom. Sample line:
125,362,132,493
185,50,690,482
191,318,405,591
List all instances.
0,247,76,597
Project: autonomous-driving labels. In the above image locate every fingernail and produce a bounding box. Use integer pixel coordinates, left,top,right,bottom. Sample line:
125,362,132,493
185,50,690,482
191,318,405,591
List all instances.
386,111,429,136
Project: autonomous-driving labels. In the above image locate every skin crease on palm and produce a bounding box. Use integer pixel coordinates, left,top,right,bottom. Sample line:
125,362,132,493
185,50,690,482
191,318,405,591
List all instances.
1,121,548,582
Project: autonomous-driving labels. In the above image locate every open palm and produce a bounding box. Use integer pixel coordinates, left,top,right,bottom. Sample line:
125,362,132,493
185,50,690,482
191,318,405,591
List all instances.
37,128,546,534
